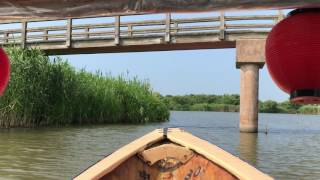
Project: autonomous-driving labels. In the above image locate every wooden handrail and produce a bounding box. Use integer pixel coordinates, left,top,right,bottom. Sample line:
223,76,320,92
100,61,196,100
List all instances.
225,15,279,21
226,24,273,29
27,33,66,39
0,12,283,47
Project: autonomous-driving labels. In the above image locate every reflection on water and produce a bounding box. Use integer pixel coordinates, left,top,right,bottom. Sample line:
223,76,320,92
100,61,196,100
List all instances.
0,111,320,179
239,133,258,166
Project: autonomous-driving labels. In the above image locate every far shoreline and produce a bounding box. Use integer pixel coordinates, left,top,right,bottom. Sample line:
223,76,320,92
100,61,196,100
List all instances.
162,94,320,115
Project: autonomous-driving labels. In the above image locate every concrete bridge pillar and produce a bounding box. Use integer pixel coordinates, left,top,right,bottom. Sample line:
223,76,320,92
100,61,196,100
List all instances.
236,39,265,133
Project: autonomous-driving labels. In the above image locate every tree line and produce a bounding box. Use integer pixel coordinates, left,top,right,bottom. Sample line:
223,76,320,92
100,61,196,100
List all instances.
161,94,320,114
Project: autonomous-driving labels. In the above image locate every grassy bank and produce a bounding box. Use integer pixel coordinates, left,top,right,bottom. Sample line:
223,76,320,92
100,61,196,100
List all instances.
162,94,320,115
0,47,169,128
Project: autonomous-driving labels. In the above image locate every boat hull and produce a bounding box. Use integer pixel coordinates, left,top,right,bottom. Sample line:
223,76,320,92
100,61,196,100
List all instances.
74,128,272,180
102,152,237,180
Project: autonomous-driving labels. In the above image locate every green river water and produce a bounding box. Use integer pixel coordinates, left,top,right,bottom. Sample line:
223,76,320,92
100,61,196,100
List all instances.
0,111,320,180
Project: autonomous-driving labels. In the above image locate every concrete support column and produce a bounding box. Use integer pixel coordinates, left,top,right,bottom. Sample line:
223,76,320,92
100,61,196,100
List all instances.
236,39,266,133
239,64,259,132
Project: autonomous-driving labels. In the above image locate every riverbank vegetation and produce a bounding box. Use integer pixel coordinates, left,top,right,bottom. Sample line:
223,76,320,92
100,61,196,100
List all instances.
162,94,320,115
0,47,169,128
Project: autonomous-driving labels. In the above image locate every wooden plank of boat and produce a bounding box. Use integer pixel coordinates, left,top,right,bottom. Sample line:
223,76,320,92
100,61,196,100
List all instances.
74,128,273,180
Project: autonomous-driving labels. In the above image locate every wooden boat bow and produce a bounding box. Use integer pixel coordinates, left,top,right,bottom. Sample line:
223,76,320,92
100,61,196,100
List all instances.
74,128,273,180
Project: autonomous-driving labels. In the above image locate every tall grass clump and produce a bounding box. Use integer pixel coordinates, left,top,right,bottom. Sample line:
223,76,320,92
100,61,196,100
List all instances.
0,47,169,127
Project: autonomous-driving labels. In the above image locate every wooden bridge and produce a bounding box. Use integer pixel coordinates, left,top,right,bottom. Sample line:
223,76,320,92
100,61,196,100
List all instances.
1,11,285,133
0,12,284,55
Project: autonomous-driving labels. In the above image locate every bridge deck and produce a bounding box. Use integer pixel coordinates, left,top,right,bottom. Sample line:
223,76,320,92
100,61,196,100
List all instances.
0,12,284,55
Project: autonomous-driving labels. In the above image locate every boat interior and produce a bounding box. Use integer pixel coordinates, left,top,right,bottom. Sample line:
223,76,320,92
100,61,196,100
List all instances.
101,140,237,180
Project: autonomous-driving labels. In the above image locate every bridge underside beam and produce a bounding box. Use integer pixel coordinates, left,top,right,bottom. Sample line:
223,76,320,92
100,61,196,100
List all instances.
43,41,235,55
38,33,239,55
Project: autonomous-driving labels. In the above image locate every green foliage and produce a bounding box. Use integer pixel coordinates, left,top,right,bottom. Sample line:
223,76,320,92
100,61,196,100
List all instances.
260,100,280,113
298,105,320,114
277,101,302,113
188,103,238,112
0,47,169,127
163,94,240,112
163,94,320,115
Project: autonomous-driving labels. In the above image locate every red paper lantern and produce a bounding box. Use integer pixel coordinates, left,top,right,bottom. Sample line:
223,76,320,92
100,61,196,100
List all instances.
266,9,320,104
0,48,10,96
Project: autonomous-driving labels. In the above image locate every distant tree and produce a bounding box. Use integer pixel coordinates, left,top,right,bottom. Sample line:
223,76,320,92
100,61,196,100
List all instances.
260,100,280,113
161,94,319,115
278,101,301,113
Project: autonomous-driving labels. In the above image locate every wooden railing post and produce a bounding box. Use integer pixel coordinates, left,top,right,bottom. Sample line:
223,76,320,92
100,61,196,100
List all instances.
43,30,48,41
21,21,27,48
277,10,285,22
165,13,171,43
66,18,72,47
128,24,133,37
219,12,226,40
174,22,178,34
115,16,120,45
85,27,90,39
4,33,9,44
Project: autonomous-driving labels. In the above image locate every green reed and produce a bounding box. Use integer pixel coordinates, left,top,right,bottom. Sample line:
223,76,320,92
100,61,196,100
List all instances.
0,47,169,127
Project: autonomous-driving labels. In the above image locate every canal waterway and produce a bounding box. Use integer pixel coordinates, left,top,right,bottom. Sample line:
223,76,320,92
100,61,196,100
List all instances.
0,111,320,180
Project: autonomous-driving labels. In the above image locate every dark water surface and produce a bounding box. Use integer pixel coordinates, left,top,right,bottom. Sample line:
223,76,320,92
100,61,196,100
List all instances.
0,111,320,180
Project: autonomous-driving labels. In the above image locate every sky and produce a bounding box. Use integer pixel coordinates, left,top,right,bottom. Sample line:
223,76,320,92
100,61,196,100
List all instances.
0,9,292,102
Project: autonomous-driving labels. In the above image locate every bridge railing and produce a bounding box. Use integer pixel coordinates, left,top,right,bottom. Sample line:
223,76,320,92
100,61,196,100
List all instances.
0,11,285,47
